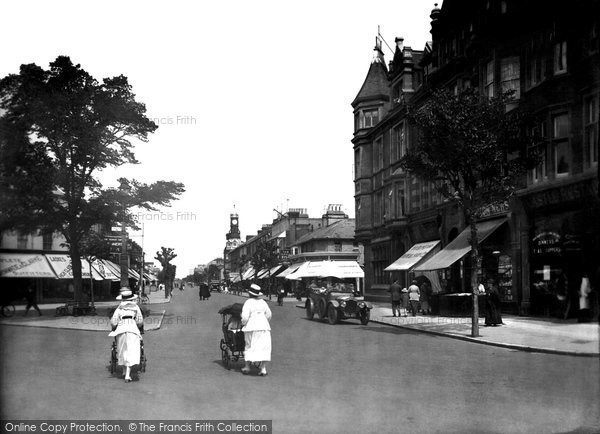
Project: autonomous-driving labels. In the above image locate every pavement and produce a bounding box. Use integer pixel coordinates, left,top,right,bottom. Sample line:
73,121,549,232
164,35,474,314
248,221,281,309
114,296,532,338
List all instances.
2,288,598,357
368,302,600,357
0,288,169,332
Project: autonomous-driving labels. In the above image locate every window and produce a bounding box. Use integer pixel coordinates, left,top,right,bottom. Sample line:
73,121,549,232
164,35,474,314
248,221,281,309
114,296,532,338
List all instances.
384,188,392,220
484,60,495,98
17,232,28,249
374,191,383,225
584,95,599,169
589,22,599,53
361,108,379,128
527,55,545,89
396,186,405,217
354,148,361,179
500,57,520,99
373,137,383,172
42,233,53,250
391,122,406,163
500,1,507,13
554,41,567,74
552,113,570,177
410,176,420,212
334,241,342,252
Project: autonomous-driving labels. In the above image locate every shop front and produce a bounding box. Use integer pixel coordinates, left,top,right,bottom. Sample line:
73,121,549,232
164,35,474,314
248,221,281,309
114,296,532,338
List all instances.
413,217,513,316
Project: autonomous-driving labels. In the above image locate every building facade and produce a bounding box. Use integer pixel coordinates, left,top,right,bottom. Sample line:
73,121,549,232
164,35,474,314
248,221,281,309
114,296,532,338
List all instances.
352,0,600,316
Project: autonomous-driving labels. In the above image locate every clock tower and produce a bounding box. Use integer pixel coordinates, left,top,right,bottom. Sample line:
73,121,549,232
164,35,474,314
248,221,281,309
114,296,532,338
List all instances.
225,213,241,251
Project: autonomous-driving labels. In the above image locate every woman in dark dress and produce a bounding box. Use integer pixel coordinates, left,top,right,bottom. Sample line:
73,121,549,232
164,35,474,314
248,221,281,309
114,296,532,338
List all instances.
485,280,503,326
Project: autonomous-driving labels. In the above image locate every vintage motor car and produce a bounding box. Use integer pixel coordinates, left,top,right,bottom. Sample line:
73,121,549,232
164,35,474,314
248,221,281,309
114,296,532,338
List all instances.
305,285,372,325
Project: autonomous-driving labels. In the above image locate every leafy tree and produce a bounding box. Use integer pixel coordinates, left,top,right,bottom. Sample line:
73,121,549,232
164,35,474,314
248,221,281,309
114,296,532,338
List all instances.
250,240,279,297
207,264,221,283
155,247,177,298
78,232,111,309
0,56,184,302
400,88,536,337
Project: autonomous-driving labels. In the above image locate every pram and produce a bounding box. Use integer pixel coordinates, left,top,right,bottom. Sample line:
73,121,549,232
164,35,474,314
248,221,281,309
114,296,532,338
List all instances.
109,336,147,376
218,303,246,370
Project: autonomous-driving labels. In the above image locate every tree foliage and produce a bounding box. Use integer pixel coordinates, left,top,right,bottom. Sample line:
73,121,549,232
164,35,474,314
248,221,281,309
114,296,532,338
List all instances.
155,247,177,295
0,56,185,301
400,88,536,336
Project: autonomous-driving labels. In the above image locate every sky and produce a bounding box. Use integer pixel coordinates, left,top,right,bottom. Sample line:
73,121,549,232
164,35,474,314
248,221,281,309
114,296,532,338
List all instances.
1,0,435,276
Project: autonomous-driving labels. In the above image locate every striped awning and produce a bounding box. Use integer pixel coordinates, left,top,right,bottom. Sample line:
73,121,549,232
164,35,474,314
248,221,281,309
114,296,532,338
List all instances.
0,253,57,278
414,218,507,271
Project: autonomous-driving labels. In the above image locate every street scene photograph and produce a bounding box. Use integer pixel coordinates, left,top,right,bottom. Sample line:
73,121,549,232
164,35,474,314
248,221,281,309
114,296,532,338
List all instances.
1,0,599,433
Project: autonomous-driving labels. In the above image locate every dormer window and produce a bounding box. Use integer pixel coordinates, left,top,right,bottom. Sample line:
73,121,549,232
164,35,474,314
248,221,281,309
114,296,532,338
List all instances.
359,108,379,129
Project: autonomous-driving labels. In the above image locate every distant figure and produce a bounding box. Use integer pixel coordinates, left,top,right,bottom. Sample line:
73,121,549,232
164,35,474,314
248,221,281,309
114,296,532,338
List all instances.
419,281,432,315
485,280,503,326
387,279,402,317
401,287,409,316
408,280,420,317
578,275,592,323
24,285,42,316
199,283,211,301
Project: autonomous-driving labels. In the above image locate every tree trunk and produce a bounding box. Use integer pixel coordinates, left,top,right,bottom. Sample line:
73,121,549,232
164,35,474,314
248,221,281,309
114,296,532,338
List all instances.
469,221,480,337
70,244,83,302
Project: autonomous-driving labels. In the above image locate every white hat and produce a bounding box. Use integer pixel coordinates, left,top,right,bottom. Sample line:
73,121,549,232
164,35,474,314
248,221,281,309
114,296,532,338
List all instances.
248,284,262,297
116,288,138,301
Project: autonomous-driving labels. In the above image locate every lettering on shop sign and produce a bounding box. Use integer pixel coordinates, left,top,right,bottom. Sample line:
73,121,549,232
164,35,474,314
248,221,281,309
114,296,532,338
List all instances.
532,231,562,255
479,201,509,219
526,179,597,209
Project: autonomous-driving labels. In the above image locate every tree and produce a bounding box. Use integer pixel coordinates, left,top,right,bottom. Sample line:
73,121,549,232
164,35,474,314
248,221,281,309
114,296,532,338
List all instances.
155,247,177,298
400,88,536,337
0,56,185,302
207,264,221,283
250,240,279,298
78,232,111,310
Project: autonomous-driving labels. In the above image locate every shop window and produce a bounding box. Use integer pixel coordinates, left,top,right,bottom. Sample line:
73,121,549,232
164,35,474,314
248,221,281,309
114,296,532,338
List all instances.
553,41,567,74
484,59,495,98
584,95,599,169
552,113,570,177
500,57,520,99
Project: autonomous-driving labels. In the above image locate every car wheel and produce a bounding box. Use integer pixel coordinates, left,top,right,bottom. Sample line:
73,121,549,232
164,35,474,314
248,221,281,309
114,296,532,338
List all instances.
317,299,327,318
327,304,339,325
306,301,314,320
359,309,370,325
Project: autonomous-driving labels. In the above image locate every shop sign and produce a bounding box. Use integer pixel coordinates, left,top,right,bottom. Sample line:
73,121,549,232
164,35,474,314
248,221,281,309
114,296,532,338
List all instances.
479,201,509,219
279,249,290,260
525,179,597,209
532,231,561,255
562,234,582,253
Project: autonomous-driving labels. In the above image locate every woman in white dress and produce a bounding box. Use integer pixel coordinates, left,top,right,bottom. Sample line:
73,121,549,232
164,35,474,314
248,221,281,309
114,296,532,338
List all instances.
109,288,144,382
241,284,272,376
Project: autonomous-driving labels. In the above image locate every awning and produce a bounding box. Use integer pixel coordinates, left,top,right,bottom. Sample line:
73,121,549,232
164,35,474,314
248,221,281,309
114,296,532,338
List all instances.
231,274,241,283
385,240,440,271
102,259,138,281
95,259,120,281
256,264,284,279
242,267,255,280
414,218,507,271
278,262,303,278
0,253,57,278
256,268,270,279
45,254,104,280
286,261,364,279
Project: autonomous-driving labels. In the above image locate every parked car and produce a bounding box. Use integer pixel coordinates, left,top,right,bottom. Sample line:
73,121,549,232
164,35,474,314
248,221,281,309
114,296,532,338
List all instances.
305,285,372,325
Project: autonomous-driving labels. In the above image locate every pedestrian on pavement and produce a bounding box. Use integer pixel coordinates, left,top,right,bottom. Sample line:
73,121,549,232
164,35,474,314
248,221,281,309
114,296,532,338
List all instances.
109,288,144,382
419,280,432,315
401,287,409,316
387,279,402,317
241,284,272,376
408,280,420,316
484,280,503,326
23,284,42,316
